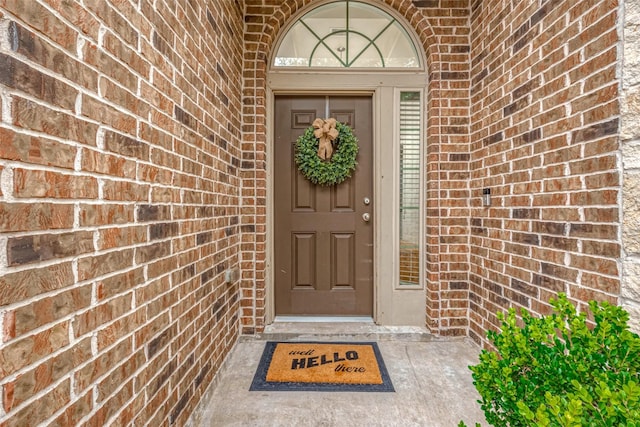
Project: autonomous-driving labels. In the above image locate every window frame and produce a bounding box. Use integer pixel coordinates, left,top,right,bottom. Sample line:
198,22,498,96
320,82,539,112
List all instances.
270,0,425,72
394,88,425,290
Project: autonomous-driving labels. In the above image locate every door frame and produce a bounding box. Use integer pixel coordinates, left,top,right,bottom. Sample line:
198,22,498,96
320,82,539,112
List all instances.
265,72,428,325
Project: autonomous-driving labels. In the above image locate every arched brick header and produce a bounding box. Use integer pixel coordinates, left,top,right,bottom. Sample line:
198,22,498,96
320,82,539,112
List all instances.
241,0,472,336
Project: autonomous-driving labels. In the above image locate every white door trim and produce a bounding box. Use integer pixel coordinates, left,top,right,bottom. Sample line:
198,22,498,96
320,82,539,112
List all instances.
265,72,428,325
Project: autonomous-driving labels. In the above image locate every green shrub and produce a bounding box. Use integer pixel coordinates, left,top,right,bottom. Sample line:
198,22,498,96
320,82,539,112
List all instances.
464,294,640,426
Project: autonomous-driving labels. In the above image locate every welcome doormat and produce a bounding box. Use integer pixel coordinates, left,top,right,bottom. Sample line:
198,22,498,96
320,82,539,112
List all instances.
250,341,394,392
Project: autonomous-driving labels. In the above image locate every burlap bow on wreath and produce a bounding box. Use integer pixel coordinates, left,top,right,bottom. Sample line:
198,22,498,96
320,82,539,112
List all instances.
294,118,359,186
312,118,339,160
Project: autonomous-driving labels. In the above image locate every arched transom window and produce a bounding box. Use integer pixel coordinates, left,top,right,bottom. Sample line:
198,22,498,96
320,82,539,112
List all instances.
274,1,421,69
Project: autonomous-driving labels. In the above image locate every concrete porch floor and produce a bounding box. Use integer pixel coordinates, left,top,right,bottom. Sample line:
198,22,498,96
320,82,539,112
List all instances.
187,322,487,427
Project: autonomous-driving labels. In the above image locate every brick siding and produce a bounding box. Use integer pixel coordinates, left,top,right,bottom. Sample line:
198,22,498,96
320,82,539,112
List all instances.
242,0,473,337
469,0,622,344
0,0,244,425
242,0,625,345
0,0,631,425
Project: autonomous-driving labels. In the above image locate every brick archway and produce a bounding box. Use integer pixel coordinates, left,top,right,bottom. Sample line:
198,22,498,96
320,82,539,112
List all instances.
240,0,471,336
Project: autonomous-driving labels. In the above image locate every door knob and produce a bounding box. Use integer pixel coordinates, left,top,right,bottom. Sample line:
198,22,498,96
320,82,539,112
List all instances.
363,197,371,205
362,213,371,222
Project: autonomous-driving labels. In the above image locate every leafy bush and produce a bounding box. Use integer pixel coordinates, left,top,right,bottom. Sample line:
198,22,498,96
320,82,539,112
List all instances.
464,294,640,426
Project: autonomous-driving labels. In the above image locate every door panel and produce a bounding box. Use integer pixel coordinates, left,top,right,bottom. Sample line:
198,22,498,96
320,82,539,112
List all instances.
292,233,316,288
331,232,355,288
274,95,373,316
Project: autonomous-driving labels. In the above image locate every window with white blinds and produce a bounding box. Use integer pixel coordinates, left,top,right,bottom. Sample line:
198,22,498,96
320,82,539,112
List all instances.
399,91,421,286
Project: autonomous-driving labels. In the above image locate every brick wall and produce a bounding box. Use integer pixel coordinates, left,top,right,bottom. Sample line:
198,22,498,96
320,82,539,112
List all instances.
417,0,472,336
469,0,622,344
243,0,472,336
0,0,244,425
622,0,640,333
0,0,633,423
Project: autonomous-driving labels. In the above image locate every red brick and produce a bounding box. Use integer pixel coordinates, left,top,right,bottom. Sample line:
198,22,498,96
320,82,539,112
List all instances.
138,163,173,185
79,203,135,227
41,0,100,38
102,31,150,78
13,168,98,199
570,254,618,276
47,390,93,426
569,155,617,175
0,128,76,169
10,22,98,90
570,189,618,206
12,97,98,146
2,380,71,427
81,147,137,178
2,2,77,51
100,77,151,118
0,322,69,377
7,286,91,338
0,263,74,306
134,312,170,353
97,308,145,350
73,294,132,338
83,42,138,92
3,338,91,411
541,207,581,222
140,82,174,117
135,241,171,264
583,242,620,267
584,136,618,157
81,94,137,135
568,11,617,53
544,176,581,192
97,268,145,300
86,1,138,46
78,249,134,281
96,349,145,404
0,202,74,232
75,338,132,392
570,286,618,304
7,231,94,266
583,100,617,126
108,393,145,427
98,226,147,250
584,207,618,222
571,84,618,116
0,54,77,110
581,272,621,294
570,223,617,239
0,0,248,424
102,179,150,202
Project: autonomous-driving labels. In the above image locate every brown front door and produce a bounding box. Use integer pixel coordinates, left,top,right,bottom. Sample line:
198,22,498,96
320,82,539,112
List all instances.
274,95,373,316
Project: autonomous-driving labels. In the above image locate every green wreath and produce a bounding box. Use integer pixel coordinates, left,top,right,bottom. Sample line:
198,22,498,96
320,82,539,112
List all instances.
294,122,359,186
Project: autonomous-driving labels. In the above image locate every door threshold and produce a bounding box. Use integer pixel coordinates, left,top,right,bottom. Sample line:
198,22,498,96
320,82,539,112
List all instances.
274,316,374,323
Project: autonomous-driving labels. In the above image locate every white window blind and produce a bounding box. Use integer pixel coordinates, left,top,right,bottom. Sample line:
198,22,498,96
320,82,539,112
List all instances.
399,91,421,286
